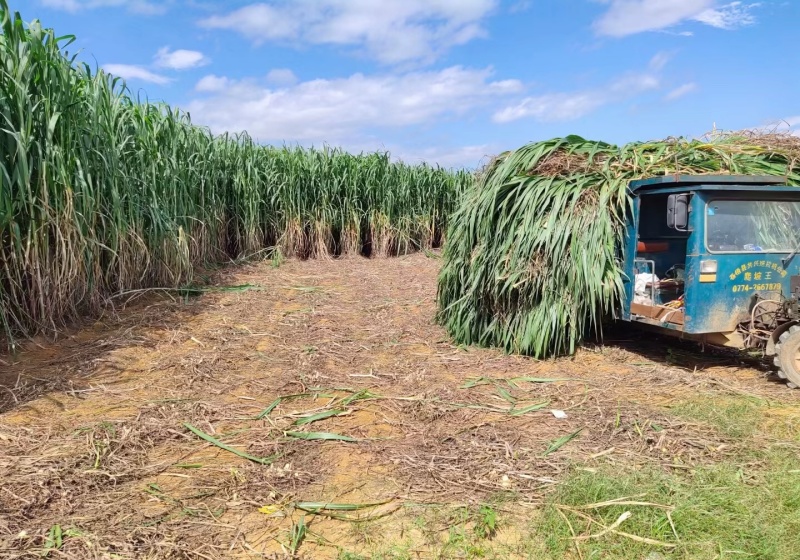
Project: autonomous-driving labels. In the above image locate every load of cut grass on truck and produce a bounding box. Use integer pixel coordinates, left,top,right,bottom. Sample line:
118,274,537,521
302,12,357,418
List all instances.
437,133,800,386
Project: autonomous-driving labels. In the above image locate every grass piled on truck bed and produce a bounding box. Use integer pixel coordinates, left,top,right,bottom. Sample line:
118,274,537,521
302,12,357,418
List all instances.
0,3,469,344
436,134,800,358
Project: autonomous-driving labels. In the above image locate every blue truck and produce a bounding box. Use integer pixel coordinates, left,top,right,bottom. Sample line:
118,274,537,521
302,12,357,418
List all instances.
622,175,800,388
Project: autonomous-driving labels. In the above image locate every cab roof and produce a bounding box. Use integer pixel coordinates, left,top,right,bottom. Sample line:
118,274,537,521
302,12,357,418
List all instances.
629,174,793,194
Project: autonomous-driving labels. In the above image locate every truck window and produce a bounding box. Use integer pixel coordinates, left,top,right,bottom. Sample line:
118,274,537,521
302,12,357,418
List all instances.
706,199,800,253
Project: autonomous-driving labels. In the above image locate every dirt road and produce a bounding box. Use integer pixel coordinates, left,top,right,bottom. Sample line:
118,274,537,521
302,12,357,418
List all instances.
2,254,798,559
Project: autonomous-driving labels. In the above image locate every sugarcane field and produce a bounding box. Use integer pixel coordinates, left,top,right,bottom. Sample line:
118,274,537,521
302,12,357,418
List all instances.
2,2,800,559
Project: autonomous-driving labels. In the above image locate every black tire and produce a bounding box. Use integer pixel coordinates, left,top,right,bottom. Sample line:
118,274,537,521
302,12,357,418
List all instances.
774,325,800,389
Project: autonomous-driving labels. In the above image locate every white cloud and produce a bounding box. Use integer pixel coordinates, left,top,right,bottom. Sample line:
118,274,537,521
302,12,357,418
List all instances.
789,118,800,137
186,66,522,143
593,0,760,37
198,0,497,65
195,75,230,92
40,0,167,14
103,64,171,84
154,47,210,70
772,117,800,137
266,69,298,86
648,51,672,71
509,1,531,13
737,117,800,138
493,55,666,123
103,48,209,89
693,2,760,28
392,144,496,168
664,82,697,101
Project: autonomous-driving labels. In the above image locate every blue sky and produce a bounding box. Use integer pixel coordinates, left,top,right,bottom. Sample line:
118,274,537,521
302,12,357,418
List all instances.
13,0,800,168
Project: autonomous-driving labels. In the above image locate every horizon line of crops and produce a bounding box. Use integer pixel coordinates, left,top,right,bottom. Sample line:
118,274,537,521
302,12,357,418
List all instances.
437,134,800,359
0,3,470,345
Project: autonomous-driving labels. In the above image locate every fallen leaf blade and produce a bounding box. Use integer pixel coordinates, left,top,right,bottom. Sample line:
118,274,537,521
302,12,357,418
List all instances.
285,431,358,442
509,377,570,384
543,428,583,456
295,500,391,512
509,401,549,416
293,409,345,426
184,423,278,465
460,377,492,389
496,386,517,404
339,389,377,406
255,397,282,420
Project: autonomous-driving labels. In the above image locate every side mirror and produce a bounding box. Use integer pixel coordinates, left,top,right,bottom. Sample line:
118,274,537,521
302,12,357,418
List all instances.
667,194,690,231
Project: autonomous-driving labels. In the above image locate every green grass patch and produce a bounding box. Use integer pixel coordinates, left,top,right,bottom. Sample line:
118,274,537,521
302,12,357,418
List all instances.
334,450,800,559
537,450,800,559
670,396,768,438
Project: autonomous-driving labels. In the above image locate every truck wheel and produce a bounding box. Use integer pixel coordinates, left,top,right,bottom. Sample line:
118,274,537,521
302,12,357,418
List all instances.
774,325,800,389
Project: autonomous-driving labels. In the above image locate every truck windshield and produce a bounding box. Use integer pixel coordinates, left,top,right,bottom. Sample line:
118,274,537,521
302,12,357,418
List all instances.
706,199,800,253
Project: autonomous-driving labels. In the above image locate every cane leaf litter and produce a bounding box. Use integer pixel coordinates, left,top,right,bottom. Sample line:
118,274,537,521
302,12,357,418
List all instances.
4,256,800,559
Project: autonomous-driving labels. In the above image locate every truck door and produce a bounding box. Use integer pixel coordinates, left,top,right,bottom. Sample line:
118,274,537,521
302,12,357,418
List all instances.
631,192,690,326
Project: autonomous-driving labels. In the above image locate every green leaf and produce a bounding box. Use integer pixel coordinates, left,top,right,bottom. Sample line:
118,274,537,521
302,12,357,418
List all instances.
254,392,316,419
460,377,493,389
178,283,265,296
496,386,516,404
290,515,306,555
339,389,377,406
543,428,583,456
44,524,63,555
295,500,390,512
255,398,282,420
508,377,570,384
293,409,345,426
448,402,510,412
285,431,358,442
509,401,549,416
184,423,279,465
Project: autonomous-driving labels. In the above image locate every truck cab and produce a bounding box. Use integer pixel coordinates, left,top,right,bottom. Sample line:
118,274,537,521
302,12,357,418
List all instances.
621,175,800,387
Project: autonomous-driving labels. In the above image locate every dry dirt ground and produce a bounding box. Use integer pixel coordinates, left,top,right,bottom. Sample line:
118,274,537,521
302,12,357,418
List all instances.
1,254,799,559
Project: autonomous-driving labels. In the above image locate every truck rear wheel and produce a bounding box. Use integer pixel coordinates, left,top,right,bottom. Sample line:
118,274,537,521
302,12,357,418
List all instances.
774,325,800,389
